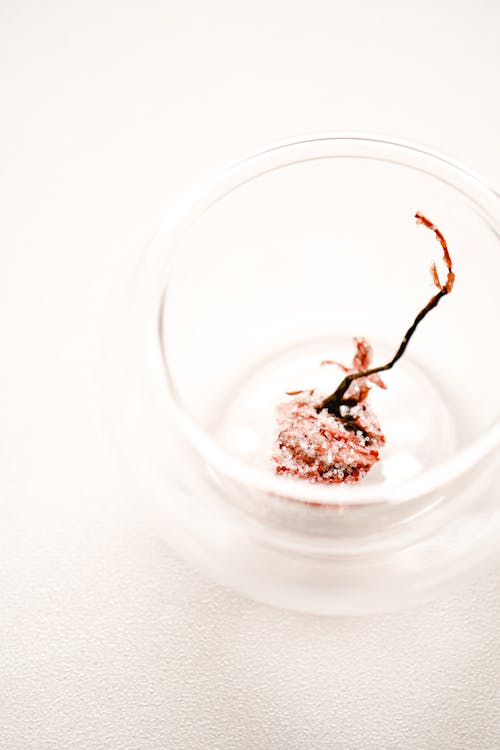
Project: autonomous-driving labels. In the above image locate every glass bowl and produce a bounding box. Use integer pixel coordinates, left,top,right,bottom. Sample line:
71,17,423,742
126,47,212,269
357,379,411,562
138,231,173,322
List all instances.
116,134,500,615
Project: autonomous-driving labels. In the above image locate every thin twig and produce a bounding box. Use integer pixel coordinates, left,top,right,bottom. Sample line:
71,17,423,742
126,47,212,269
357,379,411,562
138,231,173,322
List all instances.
316,212,455,415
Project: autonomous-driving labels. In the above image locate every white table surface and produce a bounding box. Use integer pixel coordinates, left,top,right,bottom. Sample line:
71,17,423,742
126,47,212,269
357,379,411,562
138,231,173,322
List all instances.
2,1,500,748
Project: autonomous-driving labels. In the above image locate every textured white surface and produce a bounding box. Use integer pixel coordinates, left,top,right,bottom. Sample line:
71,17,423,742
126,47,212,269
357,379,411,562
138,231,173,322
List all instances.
2,1,500,748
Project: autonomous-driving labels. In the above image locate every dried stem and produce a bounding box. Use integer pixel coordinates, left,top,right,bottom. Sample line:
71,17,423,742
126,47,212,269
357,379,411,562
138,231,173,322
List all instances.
316,212,455,416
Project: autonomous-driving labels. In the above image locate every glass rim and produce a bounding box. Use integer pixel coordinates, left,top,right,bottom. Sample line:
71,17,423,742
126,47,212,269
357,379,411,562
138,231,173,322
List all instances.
152,132,500,505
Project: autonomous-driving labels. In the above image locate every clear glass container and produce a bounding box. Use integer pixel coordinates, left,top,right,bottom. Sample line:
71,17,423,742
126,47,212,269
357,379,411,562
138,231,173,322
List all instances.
114,134,500,615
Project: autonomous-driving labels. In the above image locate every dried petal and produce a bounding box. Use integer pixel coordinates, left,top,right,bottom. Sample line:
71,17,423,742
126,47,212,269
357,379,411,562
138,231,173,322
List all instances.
273,338,385,483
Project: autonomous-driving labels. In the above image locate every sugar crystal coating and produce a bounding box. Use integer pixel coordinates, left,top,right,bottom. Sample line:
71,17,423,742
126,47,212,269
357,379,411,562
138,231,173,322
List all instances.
272,338,386,484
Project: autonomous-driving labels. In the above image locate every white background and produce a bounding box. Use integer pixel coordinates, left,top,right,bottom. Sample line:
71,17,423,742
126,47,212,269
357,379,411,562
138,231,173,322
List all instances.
2,1,500,748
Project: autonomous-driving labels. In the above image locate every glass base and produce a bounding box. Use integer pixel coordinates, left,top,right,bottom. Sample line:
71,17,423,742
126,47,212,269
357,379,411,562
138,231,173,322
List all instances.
105,296,500,615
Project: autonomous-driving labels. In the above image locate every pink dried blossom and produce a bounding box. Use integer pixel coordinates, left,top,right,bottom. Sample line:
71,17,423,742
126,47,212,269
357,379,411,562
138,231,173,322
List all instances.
272,338,385,484
272,211,457,485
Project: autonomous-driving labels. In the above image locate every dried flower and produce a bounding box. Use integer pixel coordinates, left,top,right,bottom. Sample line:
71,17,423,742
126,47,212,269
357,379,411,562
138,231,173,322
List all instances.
272,212,455,484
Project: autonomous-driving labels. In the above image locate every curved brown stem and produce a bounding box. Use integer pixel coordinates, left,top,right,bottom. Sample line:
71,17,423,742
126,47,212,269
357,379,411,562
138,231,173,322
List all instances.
316,212,455,416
